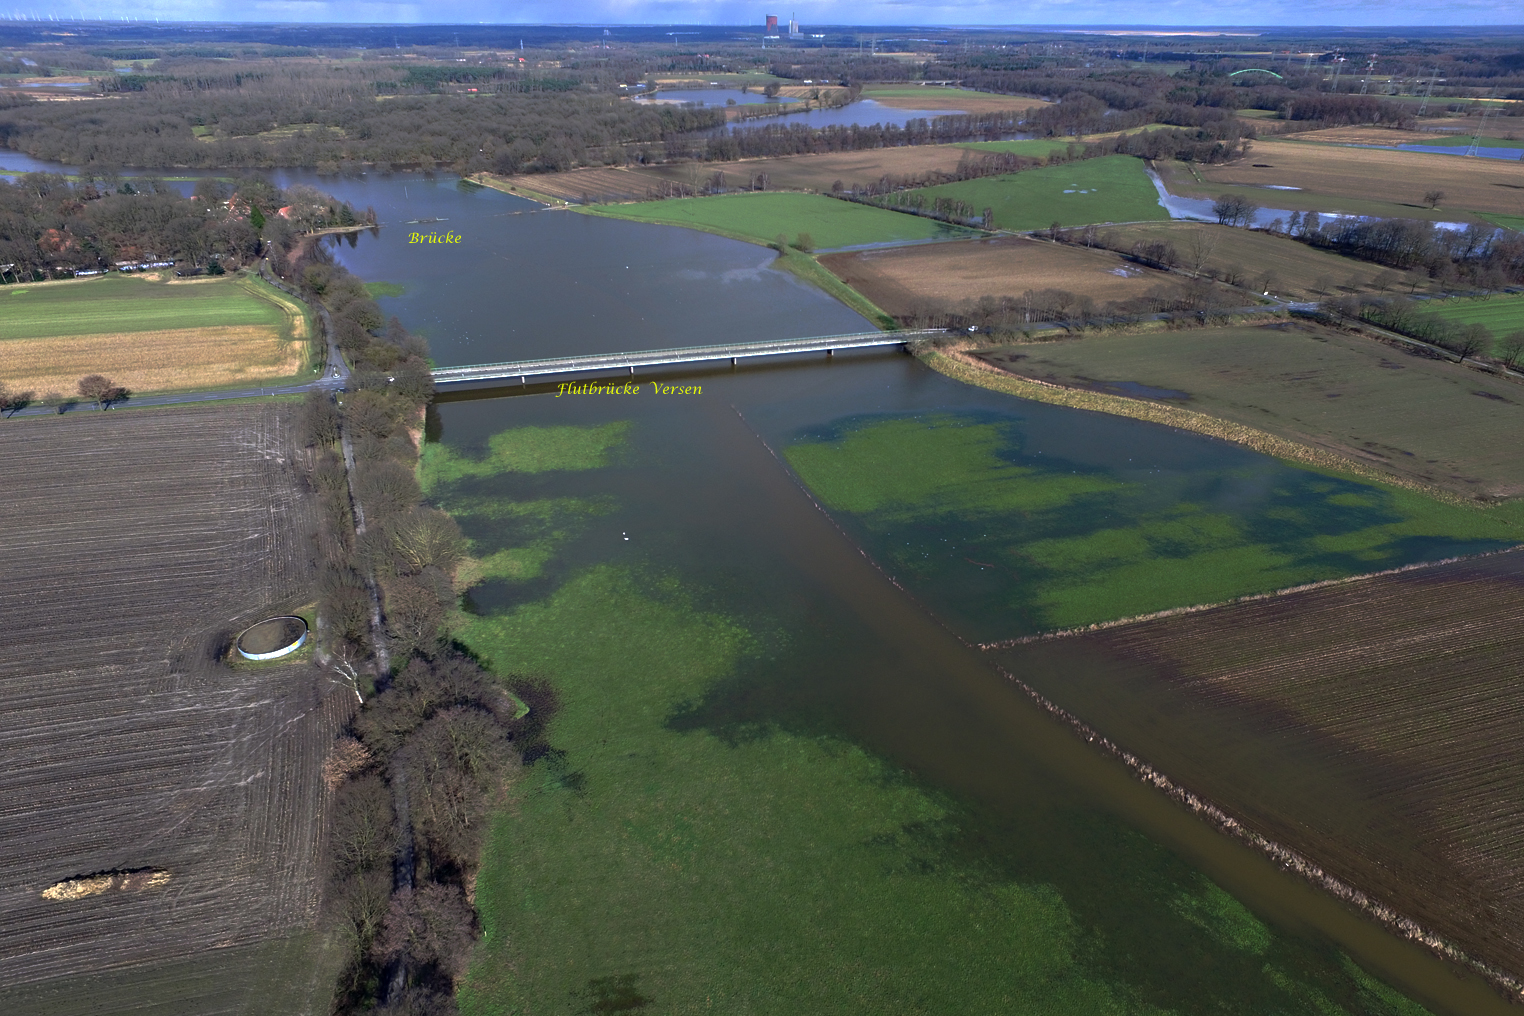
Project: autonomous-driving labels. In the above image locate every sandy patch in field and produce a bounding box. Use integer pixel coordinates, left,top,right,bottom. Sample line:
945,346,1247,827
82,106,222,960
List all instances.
1199,140,1524,216
3,326,300,397
819,236,1179,315
1282,126,1449,146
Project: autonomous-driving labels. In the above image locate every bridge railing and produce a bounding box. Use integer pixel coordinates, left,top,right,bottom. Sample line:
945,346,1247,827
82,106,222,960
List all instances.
430,329,950,382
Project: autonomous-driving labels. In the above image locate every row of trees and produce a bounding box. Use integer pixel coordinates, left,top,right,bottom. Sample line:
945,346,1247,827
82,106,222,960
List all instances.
899,278,1243,334
1326,294,1524,368
286,244,542,1014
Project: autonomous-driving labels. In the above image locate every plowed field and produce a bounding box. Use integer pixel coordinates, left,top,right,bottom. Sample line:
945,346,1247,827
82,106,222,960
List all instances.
0,404,349,1014
996,549,1524,982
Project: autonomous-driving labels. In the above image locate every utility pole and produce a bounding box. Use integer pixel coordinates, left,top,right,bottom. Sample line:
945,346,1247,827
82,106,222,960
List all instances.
1467,91,1499,157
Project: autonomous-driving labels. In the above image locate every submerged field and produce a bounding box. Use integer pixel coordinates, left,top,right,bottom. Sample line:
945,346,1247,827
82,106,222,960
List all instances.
998,549,1524,985
429,405,1450,1016
582,191,973,248
0,403,345,1014
0,273,315,396
974,322,1524,499
899,155,1168,231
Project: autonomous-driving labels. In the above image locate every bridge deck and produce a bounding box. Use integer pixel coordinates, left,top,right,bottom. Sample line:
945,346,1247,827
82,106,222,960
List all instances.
429,330,941,385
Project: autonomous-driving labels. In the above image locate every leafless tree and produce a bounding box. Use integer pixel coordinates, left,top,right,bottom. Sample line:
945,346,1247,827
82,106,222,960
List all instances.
371,883,477,979
1499,330,1524,372
387,508,464,577
1184,227,1219,274
77,374,127,409
1424,189,1446,209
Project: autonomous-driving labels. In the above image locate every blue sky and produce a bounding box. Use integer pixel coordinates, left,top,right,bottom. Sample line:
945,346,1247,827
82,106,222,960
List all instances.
14,0,1521,26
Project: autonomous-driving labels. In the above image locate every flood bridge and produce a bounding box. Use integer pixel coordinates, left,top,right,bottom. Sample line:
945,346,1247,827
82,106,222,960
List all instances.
429,330,946,387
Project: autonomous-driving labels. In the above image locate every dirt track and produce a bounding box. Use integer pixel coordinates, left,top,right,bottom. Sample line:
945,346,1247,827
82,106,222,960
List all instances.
0,404,349,1013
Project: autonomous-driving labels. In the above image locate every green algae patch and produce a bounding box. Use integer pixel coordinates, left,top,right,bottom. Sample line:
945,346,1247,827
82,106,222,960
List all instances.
456,567,1134,1015
418,421,629,492
781,414,1519,638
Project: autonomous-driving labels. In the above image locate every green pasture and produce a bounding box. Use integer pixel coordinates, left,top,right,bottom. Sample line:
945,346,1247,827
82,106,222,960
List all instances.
954,138,1081,158
1481,213,1524,233
0,273,293,340
902,155,1167,231
363,281,406,298
417,421,629,492
443,420,1439,1016
1422,293,1524,348
784,409,1521,635
583,192,974,249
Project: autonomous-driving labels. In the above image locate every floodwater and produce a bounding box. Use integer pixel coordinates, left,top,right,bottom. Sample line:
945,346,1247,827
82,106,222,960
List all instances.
430,355,1516,1015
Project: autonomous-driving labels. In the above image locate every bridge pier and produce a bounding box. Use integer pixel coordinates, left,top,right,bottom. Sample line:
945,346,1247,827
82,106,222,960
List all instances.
826,349,833,358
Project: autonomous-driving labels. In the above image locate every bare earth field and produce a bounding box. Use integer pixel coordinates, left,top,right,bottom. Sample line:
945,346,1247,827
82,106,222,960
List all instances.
819,235,1185,316
1190,140,1524,218
979,321,1524,498
484,146,981,203
1095,221,1428,298
4,326,303,398
0,404,349,1015
997,548,1524,983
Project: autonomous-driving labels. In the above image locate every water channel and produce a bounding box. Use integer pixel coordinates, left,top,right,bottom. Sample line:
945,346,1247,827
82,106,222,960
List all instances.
299,173,1514,1013
2,153,1515,1011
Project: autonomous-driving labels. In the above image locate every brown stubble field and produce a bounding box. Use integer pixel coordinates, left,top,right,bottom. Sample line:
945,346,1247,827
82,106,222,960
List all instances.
819,235,1189,316
1186,139,1524,218
4,325,302,397
483,145,983,203
1092,221,1428,299
0,403,350,1015
996,549,1524,982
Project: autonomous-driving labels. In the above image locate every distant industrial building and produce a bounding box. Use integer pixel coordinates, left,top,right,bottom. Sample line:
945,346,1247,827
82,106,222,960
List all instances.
765,14,777,32
788,15,802,37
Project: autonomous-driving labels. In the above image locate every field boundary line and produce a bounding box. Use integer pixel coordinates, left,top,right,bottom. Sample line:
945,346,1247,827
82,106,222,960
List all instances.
990,658,1524,1004
977,544,1524,649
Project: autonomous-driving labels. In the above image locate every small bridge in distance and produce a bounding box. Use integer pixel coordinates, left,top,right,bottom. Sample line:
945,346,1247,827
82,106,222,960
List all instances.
429,330,947,387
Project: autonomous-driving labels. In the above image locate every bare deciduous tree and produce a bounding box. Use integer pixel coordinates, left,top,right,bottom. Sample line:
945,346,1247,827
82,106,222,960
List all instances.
1424,189,1446,209
1184,228,1219,274
77,374,127,410
1499,330,1524,372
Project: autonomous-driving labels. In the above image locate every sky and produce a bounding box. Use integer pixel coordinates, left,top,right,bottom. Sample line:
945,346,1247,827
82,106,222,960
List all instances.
12,0,1521,26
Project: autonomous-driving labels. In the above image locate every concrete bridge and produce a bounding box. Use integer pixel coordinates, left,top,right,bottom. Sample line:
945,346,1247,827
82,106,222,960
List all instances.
429,330,947,387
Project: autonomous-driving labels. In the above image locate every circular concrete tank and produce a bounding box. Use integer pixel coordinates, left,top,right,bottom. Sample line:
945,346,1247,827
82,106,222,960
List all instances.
236,616,309,661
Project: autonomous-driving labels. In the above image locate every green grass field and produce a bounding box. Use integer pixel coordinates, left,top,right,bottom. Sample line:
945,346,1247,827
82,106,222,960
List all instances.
979,322,1524,500
1482,213,1524,233
0,273,293,340
901,155,1168,231
583,192,973,249
1422,293,1524,347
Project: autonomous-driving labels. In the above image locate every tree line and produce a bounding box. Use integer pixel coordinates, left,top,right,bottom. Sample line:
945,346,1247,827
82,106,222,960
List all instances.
286,244,545,1015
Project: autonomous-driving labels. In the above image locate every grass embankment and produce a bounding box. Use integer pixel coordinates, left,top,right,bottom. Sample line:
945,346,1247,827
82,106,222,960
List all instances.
771,248,897,329
900,155,1168,231
436,419,1437,1014
1422,293,1524,351
0,271,316,397
581,191,974,249
784,407,1522,635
